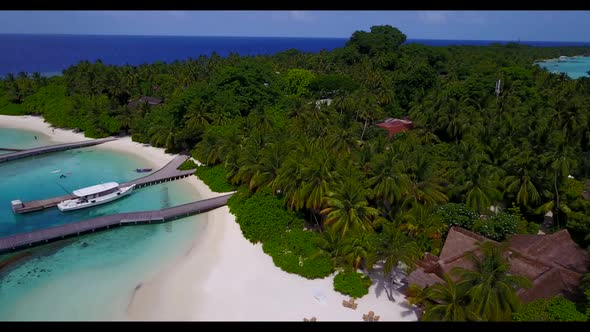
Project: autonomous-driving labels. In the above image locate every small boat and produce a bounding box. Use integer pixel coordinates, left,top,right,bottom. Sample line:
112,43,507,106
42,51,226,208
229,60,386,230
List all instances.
135,168,153,173
51,169,61,174
57,182,135,212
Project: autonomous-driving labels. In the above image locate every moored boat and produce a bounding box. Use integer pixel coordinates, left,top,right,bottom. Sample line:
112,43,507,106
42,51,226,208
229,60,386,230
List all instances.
135,168,152,173
57,182,135,211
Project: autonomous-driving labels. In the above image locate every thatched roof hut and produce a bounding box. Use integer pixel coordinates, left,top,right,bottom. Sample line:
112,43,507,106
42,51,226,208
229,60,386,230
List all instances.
407,227,589,303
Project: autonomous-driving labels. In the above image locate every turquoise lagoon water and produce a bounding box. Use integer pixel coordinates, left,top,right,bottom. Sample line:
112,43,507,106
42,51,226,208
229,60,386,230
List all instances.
0,127,52,155
536,56,590,79
0,128,205,320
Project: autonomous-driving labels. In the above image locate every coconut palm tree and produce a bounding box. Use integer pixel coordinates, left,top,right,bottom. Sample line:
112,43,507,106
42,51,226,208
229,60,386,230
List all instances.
321,174,380,239
340,234,373,271
402,153,448,211
421,273,477,321
374,224,421,301
503,145,543,207
368,149,410,213
313,226,347,268
452,241,532,321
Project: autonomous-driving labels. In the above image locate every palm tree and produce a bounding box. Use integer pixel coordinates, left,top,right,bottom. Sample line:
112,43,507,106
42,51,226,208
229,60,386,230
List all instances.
184,98,212,131
503,145,542,207
321,174,380,239
313,226,346,268
300,148,338,212
452,241,532,321
374,224,421,301
250,140,289,192
368,149,410,213
421,273,477,321
539,142,578,229
340,234,373,271
447,142,504,213
402,153,448,211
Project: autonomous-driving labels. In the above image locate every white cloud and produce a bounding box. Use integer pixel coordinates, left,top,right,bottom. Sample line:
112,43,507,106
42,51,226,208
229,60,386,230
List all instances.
417,11,448,25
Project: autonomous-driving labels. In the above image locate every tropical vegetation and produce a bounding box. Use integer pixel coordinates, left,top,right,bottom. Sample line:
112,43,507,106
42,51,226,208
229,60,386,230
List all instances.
3,25,590,321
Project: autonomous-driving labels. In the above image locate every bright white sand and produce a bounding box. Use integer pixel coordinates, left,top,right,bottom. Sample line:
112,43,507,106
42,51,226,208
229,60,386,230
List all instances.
1,114,419,321
0,115,92,144
126,206,419,321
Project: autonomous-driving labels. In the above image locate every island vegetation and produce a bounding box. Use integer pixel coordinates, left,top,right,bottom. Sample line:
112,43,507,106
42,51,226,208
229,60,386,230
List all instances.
2,25,590,321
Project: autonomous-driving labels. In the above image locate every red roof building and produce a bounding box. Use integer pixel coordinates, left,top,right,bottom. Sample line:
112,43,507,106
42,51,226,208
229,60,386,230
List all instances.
376,117,413,138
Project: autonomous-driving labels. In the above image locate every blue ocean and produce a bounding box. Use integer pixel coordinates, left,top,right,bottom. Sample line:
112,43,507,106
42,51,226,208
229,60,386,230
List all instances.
2,34,590,76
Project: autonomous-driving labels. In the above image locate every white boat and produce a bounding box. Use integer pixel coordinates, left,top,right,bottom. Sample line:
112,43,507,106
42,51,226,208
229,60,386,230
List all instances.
57,182,135,211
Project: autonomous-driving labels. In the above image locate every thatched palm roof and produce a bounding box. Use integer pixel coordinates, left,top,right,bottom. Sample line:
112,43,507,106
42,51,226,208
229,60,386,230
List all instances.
406,227,589,303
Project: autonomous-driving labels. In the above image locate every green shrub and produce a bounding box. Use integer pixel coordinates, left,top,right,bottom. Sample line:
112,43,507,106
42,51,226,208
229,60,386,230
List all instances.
228,188,300,243
263,229,333,279
472,218,497,240
487,212,519,240
194,165,237,193
526,221,540,235
564,178,584,201
435,203,479,230
471,212,519,241
228,189,333,279
513,296,587,321
0,102,26,115
333,271,372,298
178,159,198,171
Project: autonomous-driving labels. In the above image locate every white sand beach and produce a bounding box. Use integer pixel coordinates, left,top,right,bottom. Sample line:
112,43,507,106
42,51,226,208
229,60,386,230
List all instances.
1,114,419,322
126,206,419,321
0,115,92,144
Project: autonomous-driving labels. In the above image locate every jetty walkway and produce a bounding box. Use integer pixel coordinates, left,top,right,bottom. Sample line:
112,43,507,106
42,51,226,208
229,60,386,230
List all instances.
11,155,196,214
0,193,233,254
0,148,25,152
0,137,117,164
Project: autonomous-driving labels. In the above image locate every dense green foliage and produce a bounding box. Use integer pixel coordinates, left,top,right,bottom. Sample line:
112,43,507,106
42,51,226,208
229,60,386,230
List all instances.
333,271,372,298
194,165,236,193
434,203,539,242
262,227,333,279
177,159,198,171
513,296,588,321
434,203,479,230
4,24,590,319
228,188,300,243
227,188,333,279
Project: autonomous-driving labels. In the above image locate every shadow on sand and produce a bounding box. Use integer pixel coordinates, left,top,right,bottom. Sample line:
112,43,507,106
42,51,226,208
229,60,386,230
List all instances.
367,262,422,318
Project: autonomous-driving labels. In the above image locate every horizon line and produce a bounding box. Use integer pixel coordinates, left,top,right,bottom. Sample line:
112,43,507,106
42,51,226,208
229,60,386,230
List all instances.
1,32,590,44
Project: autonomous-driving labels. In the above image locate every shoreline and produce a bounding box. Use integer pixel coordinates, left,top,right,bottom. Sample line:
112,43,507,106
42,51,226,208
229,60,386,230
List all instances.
1,114,418,321
0,114,93,144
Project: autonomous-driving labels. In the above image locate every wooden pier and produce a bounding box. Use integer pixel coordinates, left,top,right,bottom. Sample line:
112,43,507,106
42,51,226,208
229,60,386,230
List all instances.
0,193,233,254
0,148,25,152
0,137,117,164
11,155,196,214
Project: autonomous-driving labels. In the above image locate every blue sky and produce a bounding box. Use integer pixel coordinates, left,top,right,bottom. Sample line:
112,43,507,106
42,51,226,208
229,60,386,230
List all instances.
0,11,589,41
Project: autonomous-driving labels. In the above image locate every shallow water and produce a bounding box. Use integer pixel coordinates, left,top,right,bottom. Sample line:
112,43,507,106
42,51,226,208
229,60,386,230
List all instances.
0,128,205,320
536,56,590,79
